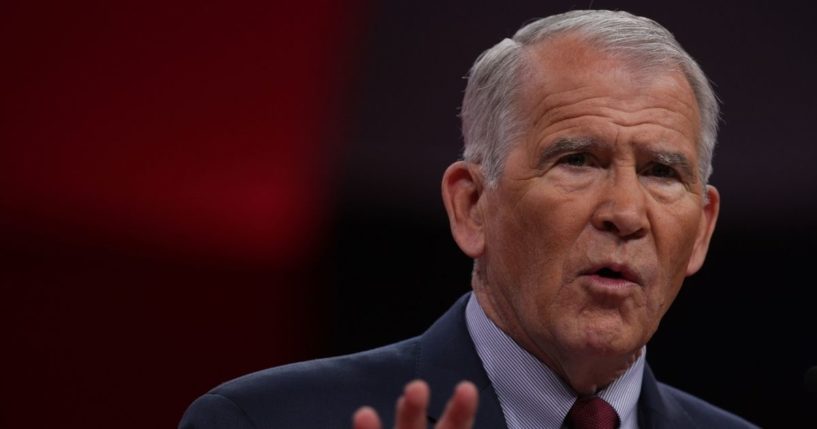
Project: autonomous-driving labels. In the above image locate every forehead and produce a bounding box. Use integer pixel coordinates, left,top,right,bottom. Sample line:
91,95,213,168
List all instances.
517,35,702,145
522,34,690,91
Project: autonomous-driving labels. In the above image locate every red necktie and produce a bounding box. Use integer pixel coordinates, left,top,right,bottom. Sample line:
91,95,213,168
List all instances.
565,396,620,429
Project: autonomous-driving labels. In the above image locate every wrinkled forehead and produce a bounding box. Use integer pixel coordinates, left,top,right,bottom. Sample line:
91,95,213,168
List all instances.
516,34,701,130
520,34,688,93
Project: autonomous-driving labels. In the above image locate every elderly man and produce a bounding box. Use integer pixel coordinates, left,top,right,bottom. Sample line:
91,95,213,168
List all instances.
180,10,757,429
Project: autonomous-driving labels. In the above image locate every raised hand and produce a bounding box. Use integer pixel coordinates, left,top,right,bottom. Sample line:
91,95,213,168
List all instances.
352,380,478,429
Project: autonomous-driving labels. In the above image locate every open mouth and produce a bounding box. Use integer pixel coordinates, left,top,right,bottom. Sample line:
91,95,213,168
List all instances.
595,267,625,279
583,263,641,286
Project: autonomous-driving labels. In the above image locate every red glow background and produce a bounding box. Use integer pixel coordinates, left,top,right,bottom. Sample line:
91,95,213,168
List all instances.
2,1,814,427
2,1,364,427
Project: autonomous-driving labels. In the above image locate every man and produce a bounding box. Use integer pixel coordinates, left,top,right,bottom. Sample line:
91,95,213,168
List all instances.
180,10,757,428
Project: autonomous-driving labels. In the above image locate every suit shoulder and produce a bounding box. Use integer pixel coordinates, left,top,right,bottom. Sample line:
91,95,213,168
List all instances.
658,382,759,428
216,337,417,396
181,338,419,429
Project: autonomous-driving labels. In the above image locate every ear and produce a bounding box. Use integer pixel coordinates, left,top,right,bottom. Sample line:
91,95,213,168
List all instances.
441,161,486,258
686,185,720,276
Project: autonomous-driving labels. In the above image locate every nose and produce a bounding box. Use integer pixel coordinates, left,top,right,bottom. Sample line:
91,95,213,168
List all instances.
590,169,649,240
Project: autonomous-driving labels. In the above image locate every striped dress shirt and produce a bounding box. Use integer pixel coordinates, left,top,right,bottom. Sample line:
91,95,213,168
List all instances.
465,294,644,429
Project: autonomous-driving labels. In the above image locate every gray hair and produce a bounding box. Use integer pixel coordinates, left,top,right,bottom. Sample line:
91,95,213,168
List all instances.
460,10,720,186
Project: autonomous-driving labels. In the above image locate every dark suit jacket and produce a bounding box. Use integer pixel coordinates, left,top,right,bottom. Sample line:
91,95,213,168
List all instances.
179,294,757,428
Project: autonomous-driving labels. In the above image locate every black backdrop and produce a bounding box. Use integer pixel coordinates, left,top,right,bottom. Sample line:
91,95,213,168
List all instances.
330,1,816,426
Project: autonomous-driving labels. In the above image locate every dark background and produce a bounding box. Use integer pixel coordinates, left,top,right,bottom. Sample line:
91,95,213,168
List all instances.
2,1,814,427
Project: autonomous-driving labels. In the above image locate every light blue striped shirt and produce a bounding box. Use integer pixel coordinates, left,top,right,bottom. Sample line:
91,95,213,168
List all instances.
465,294,644,429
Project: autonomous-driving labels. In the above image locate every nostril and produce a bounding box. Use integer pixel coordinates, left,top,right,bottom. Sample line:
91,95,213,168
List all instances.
599,218,647,241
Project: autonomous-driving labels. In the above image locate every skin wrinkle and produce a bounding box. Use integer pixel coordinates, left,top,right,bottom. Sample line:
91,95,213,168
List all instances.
533,88,699,123
651,151,694,180
534,105,698,147
522,55,703,166
534,137,694,176
535,137,596,170
523,38,701,120
465,35,718,396
352,17,726,427
535,95,695,130
511,35,713,185
530,99,698,146
529,147,698,206
535,130,697,180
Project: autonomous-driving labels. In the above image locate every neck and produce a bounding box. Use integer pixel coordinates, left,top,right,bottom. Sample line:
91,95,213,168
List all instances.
555,348,642,396
471,283,642,396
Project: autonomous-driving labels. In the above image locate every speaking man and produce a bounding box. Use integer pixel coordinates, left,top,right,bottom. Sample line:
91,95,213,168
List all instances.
180,10,758,429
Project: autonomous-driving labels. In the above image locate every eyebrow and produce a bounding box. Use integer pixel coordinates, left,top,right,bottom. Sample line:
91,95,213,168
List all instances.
651,150,697,182
537,136,698,181
536,136,597,168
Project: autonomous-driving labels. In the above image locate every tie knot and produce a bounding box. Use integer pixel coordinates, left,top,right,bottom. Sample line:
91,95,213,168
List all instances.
566,396,620,429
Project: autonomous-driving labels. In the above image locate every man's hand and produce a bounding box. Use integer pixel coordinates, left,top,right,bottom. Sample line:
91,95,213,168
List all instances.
352,380,478,429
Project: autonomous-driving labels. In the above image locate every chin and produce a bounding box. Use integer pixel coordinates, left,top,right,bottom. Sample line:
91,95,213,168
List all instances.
571,320,643,358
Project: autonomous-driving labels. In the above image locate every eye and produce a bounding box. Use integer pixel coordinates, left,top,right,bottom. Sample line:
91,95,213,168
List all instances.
643,163,679,180
558,153,591,167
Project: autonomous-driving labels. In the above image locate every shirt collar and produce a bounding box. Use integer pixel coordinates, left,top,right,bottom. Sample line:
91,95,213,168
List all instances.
465,293,644,429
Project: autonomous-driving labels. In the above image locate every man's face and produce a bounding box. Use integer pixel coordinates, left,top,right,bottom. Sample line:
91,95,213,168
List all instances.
476,37,718,368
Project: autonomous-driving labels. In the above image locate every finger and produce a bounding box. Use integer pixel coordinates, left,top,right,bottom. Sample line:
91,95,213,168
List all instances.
395,380,430,429
436,381,478,429
353,406,382,429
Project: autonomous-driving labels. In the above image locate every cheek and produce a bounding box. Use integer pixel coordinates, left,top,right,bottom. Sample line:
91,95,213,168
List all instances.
514,197,588,264
666,217,701,275
649,208,703,305
487,195,579,288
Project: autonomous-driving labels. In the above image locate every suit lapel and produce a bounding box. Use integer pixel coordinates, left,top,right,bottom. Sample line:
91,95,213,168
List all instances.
416,295,704,429
638,364,700,429
416,293,507,429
